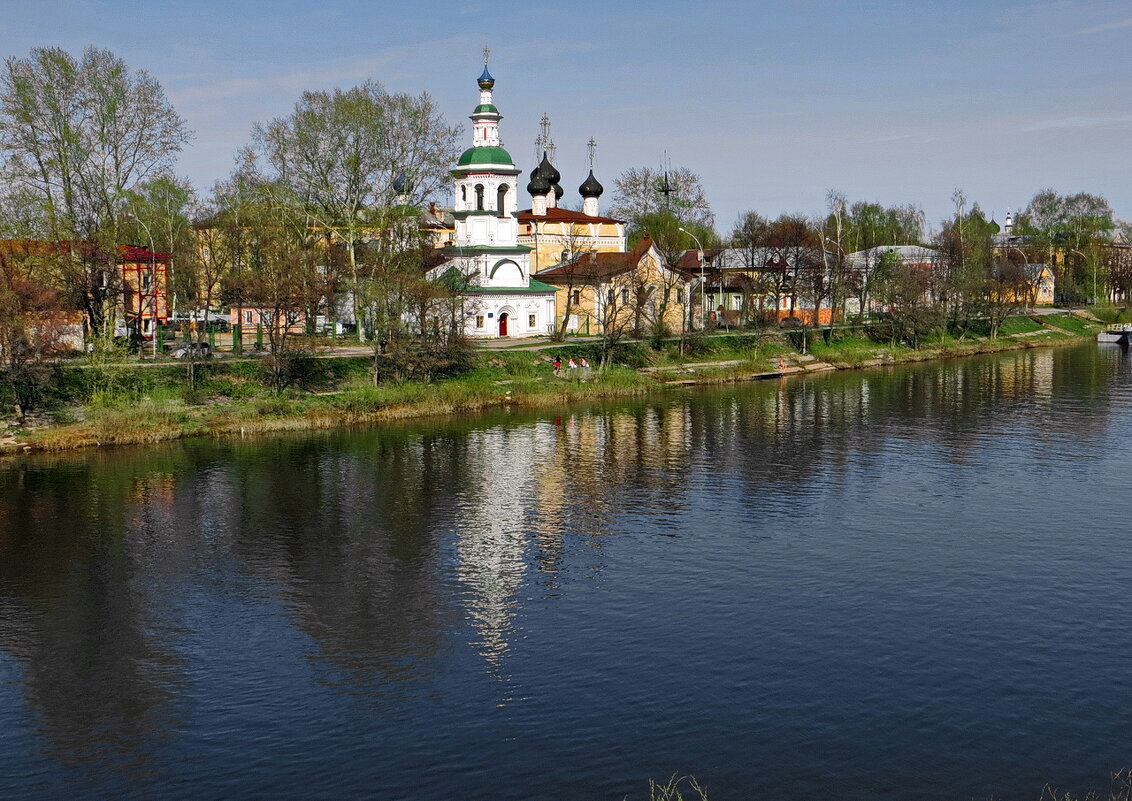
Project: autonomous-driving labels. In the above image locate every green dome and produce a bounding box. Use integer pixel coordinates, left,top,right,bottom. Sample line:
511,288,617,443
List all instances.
457,145,513,166
473,103,499,115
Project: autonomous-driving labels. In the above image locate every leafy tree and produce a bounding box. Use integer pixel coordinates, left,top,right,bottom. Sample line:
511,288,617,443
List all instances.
254,82,461,341
1016,189,1115,302
630,210,715,332
0,46,190,339
871,250,944,348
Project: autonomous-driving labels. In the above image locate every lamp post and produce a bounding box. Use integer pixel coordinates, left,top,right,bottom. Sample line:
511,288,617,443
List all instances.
1069,249,1094,305
1008,247,1032,312
824,235,848,319
126,213,157,359
679,227,706,330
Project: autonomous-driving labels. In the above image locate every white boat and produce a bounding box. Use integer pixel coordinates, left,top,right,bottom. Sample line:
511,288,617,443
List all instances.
1098,324,1132,343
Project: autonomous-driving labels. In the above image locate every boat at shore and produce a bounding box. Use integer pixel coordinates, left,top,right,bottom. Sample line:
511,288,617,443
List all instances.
1097,324,1132,344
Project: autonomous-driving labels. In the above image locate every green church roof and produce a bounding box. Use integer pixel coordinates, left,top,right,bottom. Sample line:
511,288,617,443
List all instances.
457,145,513,167
472,104,499,115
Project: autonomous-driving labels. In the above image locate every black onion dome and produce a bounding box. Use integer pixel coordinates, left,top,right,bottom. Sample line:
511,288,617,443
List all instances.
392,172,411,193
477,65,495,90
527,171,550,195
578,169,604,198
538,152,561,185
552,183,564,201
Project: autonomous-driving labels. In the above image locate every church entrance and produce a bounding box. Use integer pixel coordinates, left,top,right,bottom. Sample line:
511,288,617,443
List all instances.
498,312,508,337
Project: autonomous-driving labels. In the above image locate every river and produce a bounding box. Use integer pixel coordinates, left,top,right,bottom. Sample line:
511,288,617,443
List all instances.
1,342,1130,800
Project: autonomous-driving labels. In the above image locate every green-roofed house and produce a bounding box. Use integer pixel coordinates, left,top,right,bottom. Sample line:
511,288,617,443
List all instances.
426,61,556,337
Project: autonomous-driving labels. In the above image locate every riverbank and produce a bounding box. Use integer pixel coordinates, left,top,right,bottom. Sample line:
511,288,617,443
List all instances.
0,312,1105,455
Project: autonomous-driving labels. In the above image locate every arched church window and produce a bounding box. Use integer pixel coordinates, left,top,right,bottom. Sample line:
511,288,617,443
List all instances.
497,184,509,215
475,184,485,211
461,185,467,202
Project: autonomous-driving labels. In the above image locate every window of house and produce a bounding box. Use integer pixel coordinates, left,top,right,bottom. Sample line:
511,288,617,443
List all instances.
571,290,580,305
476,315,484,328
244,310,253,324
676,289,684,304
621,289,629,305
528,314,536,328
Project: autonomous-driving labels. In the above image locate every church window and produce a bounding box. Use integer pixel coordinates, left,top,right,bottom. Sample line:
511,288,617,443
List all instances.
476,315,484,328
461,185,467,202
475,184,485,211
528,314,536,328
497,184,509,214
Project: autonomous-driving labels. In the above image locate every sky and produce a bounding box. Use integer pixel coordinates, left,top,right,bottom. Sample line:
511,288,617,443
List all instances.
3,0,1131,235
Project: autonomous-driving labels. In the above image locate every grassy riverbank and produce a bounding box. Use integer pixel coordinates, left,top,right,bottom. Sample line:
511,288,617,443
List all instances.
0,312,1104,455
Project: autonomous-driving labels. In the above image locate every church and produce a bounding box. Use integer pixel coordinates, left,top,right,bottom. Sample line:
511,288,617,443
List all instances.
428,59,624,337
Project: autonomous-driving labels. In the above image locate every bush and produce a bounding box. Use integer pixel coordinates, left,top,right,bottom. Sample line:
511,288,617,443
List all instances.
374,341,475,383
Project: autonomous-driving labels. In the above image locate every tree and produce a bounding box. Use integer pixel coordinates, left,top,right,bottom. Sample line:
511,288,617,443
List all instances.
871,249,944,348
631,210,713,333
223,187,326,393
254,82,461,341
729,211,777,326
608,166,714,232
1017,189,1115,303
0,241,70,416
0,46,191,339
765,214,822,326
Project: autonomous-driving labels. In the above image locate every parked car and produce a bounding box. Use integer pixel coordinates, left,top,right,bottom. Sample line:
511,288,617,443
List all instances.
168,341,212,359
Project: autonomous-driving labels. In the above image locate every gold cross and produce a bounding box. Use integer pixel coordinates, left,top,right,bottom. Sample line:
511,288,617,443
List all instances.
483,46,491,65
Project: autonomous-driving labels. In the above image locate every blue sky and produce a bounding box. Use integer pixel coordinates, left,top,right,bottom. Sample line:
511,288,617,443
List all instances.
3,0,1131,234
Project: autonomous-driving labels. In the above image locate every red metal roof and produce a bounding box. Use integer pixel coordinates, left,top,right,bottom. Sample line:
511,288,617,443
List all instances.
517,207,623,225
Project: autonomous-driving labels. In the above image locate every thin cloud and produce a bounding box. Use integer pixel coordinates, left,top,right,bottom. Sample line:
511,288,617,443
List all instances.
1024,113,1132,131
1075,17,1132,35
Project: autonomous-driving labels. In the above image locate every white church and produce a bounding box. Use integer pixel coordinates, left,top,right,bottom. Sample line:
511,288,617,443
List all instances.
427,61,559,337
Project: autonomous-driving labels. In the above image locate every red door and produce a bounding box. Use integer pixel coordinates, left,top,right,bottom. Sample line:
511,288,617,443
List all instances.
498,313,508,336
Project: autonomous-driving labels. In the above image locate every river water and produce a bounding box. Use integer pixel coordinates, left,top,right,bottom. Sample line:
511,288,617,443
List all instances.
1,342,1131,800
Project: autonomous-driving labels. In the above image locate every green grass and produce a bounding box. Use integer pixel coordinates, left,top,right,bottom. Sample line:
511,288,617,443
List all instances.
4,316,1103,455
996,315,1047,336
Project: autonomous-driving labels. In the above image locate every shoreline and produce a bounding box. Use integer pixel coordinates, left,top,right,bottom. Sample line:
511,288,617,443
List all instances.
1,316,1104,457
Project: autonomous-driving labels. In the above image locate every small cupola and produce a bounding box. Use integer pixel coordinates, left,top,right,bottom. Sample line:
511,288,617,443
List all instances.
477,65,495,90
579,169,603,217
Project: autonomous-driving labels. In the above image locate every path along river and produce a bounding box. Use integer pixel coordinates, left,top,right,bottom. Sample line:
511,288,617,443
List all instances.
1,341,1131,800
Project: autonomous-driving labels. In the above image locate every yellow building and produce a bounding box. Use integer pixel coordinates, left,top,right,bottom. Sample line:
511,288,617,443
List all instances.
516,149,626,273
535,236,693,337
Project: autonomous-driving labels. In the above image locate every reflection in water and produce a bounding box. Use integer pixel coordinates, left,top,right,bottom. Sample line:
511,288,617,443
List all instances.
0,342,1129,800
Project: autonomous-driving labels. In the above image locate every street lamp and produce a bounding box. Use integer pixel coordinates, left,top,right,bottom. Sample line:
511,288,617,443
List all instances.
679,227,706,330
824,235,849,317
125,212,157,359
1008,247,1032,312
1069,249,1095,305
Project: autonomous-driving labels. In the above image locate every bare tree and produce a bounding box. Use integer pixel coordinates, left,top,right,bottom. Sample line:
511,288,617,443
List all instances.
608,166,714,231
